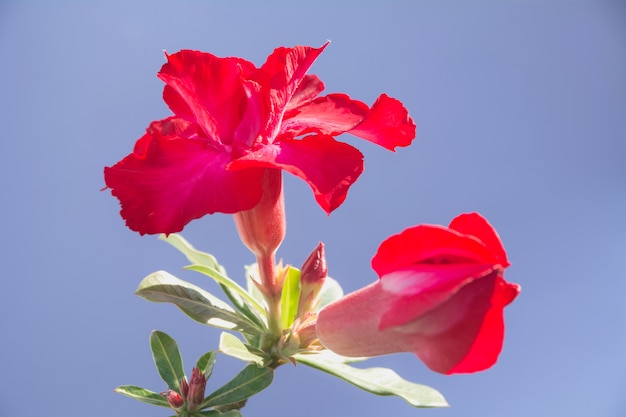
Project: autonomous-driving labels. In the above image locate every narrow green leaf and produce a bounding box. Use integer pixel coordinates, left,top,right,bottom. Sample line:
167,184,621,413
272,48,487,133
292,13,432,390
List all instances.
295,353,448,408
196,411,242,417
195,410,221,417
218,283,268,332
201,364,273,408
218,332,270,366
317,276,344,311
114,385,171,408
219,411,243,417
150,330,186,393
186,264,266,317
160,233,220,269
196,351,217,379
280,266,301,329
136,271,263,335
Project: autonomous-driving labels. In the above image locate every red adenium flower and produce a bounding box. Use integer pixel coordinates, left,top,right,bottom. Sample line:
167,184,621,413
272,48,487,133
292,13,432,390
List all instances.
315,213,520,375
104,43,415,235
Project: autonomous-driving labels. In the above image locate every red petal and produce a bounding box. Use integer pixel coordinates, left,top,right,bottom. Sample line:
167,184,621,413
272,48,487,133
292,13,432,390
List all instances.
229,135,363,214
445,277,520,373
261,43,328,106
281,94,369,138
378,264,499,329
349,94,416,151
398,271,520,374
158,50,260,146
104,118,264,235
259,43,328,139
448,212,510,267
371,224,501,278
284,74,325,112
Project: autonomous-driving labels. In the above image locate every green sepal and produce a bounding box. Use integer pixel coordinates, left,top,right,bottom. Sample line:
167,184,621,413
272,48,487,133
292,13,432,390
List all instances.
218,332,271,367
136,271,263,335
200,364,273,409
196,351,217,379
280,266,301,329
114,385,171,408
150,330,186,394
295,352,448,408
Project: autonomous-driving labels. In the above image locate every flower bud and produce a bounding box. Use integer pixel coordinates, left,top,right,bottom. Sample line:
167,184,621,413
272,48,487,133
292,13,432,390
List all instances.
297,242,327,318
180,377,189,400
164,390,184,410
186,367,207,410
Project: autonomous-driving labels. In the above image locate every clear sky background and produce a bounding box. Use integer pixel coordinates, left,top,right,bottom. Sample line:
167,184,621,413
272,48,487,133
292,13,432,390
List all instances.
1,1,625,416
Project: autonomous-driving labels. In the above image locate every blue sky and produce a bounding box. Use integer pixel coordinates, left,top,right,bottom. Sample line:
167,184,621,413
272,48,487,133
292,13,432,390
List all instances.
1,1,625,416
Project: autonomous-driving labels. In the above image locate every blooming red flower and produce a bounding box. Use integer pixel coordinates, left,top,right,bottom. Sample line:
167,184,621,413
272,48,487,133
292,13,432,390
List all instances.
315,213,520,375
104,43,415,235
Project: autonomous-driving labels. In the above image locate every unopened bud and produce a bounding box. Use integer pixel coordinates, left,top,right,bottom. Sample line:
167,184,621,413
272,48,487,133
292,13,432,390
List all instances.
187,367,207,410
297,242,327,318
180,377,189,400
164,390,184,410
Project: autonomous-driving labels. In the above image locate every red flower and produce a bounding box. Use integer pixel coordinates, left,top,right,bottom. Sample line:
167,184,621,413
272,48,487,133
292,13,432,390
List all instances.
315,213,520,374
104,43,415,235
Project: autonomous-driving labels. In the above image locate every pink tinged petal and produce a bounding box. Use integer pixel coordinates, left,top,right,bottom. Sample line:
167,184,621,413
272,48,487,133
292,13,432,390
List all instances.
448,212,510,267
316,280,394,358
104,118,264,235
371,224,501,278
229,135,364,214
378,264,499,329
158,50,260,146
348,94,416,151
284,74,325,112
280,94,369,138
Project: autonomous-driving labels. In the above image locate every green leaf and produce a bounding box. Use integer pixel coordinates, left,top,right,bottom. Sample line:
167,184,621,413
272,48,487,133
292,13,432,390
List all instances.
280,266,301,329
201,364,273,409
160,233,221,270
196,351,217,379
136,271,263,335
194,411,221,417
317,276,344,311
150,330,186,394
218,283,268,332
195,411,242,417
186,264,266,318
218,332,270,366
295,353,448,408
219,411,243,417
114,385,171,408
